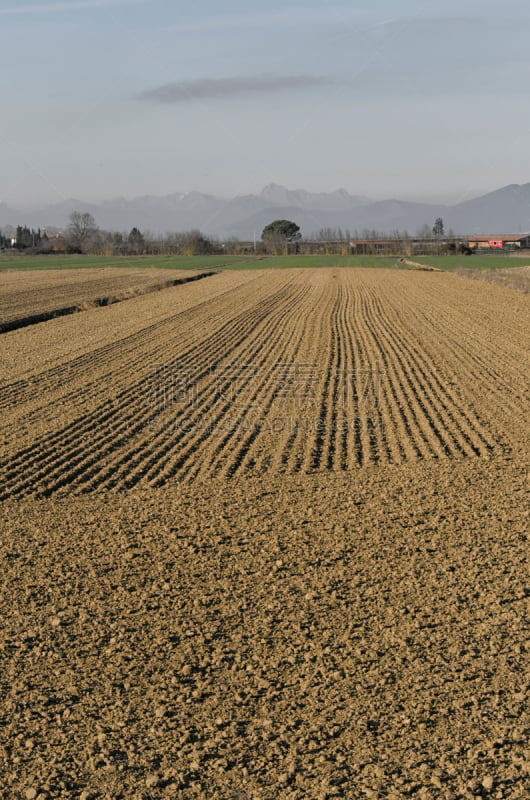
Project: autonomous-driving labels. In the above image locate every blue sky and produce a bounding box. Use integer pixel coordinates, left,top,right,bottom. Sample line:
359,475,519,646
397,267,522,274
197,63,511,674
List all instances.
1,0,529,206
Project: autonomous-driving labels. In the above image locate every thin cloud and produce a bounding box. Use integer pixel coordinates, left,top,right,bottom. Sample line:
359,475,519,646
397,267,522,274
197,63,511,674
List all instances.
0,0,141,15
166,7,362,34
137,75,335,104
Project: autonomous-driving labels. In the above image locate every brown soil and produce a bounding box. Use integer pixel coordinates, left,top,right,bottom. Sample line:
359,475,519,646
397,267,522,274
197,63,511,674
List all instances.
0,269,528,799
0,268,214,331
0,270,261,382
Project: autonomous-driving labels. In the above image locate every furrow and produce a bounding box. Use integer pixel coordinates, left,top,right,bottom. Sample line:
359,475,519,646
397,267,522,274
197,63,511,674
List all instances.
80,280,305,491
305,288,342,472
148,282,311,485
342,274,395,466
0,281,293,498
271,275,337,474
0,272,263,411
371,287,501,455
358,289,433,461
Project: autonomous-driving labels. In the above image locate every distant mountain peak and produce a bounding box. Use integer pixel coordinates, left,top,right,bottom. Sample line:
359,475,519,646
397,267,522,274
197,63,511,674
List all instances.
261,182,286,193
2,182,530,239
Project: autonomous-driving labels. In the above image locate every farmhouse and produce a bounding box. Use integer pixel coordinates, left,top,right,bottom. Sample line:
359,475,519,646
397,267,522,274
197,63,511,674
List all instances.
467,234,530,249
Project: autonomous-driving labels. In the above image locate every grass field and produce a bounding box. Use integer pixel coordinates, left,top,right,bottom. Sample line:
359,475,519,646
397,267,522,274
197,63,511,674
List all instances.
233,255,406,269
0,253,256,271
1,267,528,798
412,254,530,270
0,253,407,271
2,251,530,273
254,254,530,271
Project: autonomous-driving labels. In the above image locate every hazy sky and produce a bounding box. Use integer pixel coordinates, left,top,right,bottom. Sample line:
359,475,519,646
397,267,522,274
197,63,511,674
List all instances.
1,0,529,206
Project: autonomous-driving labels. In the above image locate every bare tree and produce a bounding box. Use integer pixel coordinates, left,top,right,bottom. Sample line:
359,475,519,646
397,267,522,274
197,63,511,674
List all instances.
66,211,99,253
417,223,432,239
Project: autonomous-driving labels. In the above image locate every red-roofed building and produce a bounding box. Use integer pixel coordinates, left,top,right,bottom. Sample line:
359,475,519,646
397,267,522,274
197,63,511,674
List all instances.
467,235,530,249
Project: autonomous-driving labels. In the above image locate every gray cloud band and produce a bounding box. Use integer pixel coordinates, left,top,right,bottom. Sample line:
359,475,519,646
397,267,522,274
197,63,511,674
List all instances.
136,75,334,104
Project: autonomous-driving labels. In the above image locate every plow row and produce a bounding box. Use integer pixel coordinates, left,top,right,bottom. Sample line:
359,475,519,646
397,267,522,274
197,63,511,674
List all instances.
0,267,210,331
0,269,526,499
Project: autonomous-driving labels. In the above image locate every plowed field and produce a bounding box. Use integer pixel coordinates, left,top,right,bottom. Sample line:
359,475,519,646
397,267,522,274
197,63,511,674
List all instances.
1,268,528,799
0,269,527,499
0,267,211,332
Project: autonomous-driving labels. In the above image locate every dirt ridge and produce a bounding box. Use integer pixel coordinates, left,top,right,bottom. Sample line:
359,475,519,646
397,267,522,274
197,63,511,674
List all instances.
398,257,442,271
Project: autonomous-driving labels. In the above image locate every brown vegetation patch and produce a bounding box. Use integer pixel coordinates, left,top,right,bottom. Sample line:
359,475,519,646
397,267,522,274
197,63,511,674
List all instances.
455,265,530,293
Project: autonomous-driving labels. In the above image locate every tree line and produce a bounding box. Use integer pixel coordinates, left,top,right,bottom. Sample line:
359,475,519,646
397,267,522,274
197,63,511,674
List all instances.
1,212,464,257
1,212,218,256
1,226,49,250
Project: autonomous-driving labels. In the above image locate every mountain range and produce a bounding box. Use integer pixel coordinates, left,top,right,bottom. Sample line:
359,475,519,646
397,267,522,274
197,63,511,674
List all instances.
2,182,530,239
